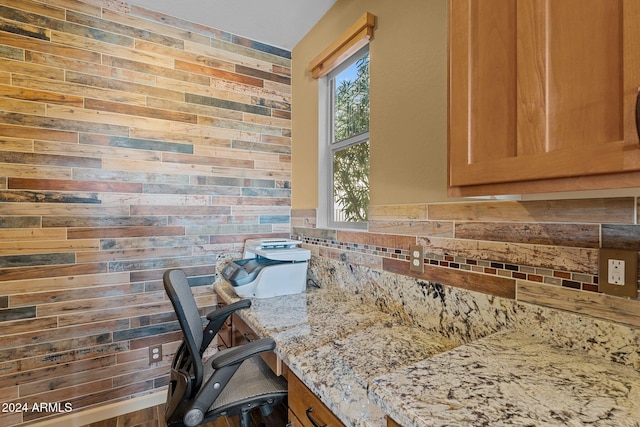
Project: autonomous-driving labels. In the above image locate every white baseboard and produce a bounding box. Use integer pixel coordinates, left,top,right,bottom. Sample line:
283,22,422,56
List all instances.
25,390,166,427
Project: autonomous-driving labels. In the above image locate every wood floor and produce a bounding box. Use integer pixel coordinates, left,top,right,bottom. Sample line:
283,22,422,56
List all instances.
80,401,289,427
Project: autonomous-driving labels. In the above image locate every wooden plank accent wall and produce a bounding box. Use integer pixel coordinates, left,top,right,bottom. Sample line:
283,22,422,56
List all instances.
0,0,291,424
292,197,640,327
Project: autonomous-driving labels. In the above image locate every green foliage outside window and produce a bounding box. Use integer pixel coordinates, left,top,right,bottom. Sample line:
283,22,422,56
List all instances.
333,53,369,222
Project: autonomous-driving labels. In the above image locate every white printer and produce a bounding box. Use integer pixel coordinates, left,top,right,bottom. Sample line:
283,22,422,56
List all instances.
221,238,311,298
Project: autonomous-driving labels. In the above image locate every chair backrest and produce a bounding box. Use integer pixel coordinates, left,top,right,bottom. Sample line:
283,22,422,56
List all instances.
163,269,206,408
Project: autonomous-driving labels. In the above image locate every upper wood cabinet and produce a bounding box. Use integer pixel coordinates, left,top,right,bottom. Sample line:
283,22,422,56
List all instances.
448,0,640,197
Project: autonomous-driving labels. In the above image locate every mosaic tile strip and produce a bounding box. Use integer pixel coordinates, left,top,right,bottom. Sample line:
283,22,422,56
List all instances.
296,235,600,293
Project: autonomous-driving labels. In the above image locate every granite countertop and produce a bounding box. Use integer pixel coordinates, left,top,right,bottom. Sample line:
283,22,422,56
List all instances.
215,281,461,426
369,330,640,427
214,281,640,427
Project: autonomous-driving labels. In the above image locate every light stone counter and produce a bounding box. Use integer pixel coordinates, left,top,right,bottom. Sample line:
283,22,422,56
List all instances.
214,281,462,427
369,330,640,427
214,279,640,427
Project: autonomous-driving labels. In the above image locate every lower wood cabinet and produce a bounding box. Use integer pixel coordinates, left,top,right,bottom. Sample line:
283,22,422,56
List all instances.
288,371,346,427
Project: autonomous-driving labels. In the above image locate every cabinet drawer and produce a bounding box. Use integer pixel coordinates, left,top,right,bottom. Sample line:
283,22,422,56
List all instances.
231,313,283,376
288,409,303,427
288,372,345,427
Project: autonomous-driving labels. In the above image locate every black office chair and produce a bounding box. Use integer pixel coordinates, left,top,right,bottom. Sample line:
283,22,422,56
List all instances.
163,269,288,427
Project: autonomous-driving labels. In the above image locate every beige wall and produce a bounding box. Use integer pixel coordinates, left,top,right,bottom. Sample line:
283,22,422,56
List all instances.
292,0,449,209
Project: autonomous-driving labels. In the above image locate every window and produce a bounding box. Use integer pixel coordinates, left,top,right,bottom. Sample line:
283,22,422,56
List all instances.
326,47,369,228
309,12,375,230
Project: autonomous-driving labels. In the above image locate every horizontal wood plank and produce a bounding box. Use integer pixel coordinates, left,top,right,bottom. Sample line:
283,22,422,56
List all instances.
67,226,185,239
0,123,77,142
337,230,416,249
454,222,600,248
84,98,198,124
428,198,635,224
8,177,142,193
383,257,516,299
0,84,83,106
175,59,263,86
0,263,108,282
518,281,640,327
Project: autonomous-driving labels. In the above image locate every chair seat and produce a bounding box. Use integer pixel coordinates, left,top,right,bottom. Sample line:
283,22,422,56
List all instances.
206,354,288,417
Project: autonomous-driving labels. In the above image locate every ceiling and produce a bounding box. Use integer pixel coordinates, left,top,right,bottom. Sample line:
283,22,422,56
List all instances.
125,0,337,50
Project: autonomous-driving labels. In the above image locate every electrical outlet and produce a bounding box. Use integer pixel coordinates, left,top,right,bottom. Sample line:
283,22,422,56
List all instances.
599,248,638,298
608,259,625,285
409,245,424,273
149,344,162,364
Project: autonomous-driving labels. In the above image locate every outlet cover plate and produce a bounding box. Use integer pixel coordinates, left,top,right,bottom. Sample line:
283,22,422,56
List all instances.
599,248,638,298
409,245,424,273
149,344,162,364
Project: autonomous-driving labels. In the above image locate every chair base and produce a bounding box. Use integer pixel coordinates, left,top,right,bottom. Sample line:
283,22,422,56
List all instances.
239,411,251,427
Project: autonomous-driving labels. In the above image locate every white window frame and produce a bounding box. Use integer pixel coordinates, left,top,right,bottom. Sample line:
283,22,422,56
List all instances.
318,44,369,230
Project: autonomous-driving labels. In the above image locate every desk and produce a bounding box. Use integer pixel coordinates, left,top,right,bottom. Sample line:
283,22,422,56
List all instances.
215,281,640,426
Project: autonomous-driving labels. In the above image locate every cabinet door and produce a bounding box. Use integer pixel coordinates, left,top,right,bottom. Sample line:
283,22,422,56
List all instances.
288,372,346,427
449,0,640,191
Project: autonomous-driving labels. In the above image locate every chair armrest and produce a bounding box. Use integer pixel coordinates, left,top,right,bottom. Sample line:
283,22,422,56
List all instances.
206,298,251,321
210,338,276,370
199,299,252,353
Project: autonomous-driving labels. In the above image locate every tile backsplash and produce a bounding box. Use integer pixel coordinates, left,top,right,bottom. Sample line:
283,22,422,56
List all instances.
291,197,640,329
